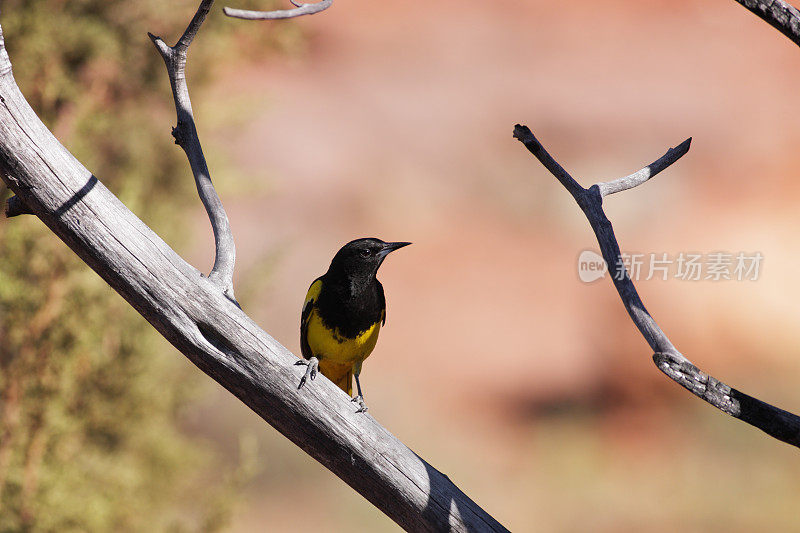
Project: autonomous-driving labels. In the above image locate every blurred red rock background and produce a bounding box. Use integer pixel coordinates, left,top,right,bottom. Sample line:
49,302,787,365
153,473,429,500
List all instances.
181,0,800,530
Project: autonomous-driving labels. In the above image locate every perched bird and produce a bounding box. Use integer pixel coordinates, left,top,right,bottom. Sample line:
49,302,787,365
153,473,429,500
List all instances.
296,238,410,412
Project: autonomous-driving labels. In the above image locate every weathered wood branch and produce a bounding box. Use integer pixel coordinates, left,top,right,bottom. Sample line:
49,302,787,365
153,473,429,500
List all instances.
733,0,800,47
5,193,32,217
223,0,332,21
0,4,507,531
148,0,236,300
513,124,800,448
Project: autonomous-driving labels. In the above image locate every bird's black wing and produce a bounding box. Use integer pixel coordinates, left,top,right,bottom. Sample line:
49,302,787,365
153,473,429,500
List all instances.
300,277,323,360
377,280,386,325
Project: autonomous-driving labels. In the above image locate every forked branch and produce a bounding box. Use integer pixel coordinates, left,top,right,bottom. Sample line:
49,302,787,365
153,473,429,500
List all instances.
0,2,507,530
224,0,332,20
148,0,236,300
513,124,800,448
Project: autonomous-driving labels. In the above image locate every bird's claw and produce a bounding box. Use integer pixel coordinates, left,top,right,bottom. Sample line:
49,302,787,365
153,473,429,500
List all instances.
351,394,368,413
295,357,319,389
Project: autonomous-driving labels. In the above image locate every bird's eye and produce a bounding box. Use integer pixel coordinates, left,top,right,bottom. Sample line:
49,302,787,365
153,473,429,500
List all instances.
360,249,371,258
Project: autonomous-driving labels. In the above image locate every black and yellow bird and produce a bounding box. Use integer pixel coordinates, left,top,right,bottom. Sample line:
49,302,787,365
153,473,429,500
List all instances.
296,238,410,412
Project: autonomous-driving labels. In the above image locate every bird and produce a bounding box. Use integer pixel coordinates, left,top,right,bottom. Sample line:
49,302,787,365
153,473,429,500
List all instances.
296,238,410,412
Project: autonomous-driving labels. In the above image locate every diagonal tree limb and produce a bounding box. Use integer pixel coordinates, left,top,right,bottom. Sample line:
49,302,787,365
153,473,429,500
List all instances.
728,0,800,441
733,0,800,47
0,3,507,531
513,124,800,449
223,0,332,21
148,0,236,300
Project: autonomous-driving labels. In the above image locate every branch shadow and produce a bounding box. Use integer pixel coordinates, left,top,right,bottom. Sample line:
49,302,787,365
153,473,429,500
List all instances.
56,175,97,217
420,456,487,532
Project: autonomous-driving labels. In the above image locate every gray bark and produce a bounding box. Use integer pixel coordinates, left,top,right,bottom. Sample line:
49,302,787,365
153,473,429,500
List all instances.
734,0,800,47
148,0,236,300
224,0,333,21
0,3,506,531
513,125,800,449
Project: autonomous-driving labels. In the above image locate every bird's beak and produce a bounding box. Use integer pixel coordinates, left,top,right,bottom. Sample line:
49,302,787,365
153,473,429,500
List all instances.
378,241,411,258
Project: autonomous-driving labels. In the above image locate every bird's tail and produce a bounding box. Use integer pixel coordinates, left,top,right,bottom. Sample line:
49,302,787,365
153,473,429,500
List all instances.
318,360,353,396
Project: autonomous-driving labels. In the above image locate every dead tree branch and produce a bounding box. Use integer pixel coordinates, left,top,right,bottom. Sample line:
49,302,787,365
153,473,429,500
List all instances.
5,194,32,217
148,0,236,300
513,125,800,448
733,0,800,47
224,0,332,21
0,3,506,530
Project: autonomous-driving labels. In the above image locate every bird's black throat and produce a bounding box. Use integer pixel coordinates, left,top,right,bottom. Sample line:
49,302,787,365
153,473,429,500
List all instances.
315,271,385,338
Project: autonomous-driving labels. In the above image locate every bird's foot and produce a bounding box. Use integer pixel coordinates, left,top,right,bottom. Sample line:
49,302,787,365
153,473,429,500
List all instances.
351,394,368,413
295,357,319,389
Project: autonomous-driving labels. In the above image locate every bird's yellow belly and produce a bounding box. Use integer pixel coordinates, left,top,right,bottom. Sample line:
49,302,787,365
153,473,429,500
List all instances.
306,309,381,365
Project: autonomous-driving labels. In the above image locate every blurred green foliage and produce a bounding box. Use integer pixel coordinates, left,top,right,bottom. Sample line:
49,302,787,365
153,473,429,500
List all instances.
0,0,294,530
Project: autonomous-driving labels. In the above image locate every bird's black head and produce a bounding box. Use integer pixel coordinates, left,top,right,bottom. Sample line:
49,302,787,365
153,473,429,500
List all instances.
326,238,411,284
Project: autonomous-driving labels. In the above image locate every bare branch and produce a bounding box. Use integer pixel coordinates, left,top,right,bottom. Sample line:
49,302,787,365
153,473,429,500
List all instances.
513,125,676,355
0,6,508,531
513,124,800,449
176,0,215,52
223,0,332,20
733,0,800,47
512,125,584,198
596,138,691,197
148,0,236,300
655,353,800,443
5,194,33,217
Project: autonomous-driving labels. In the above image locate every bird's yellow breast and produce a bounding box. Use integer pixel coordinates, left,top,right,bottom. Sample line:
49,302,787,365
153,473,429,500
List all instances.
306,308,381,365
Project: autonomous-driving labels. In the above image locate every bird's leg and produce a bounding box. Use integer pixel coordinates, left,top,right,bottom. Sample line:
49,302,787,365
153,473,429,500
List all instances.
351,373,368,413
295,357,319,389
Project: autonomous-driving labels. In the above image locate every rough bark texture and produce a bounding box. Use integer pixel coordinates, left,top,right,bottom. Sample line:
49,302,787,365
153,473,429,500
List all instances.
0,6,506,532
513,124,800,449
734,0,800,47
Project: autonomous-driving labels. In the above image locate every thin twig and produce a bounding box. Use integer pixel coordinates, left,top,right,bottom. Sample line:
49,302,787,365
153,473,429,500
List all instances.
597,138,691,197
223,0,332,20
733,0,800,47
513,124,800,449
5,194,33,217
148,0,237,300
